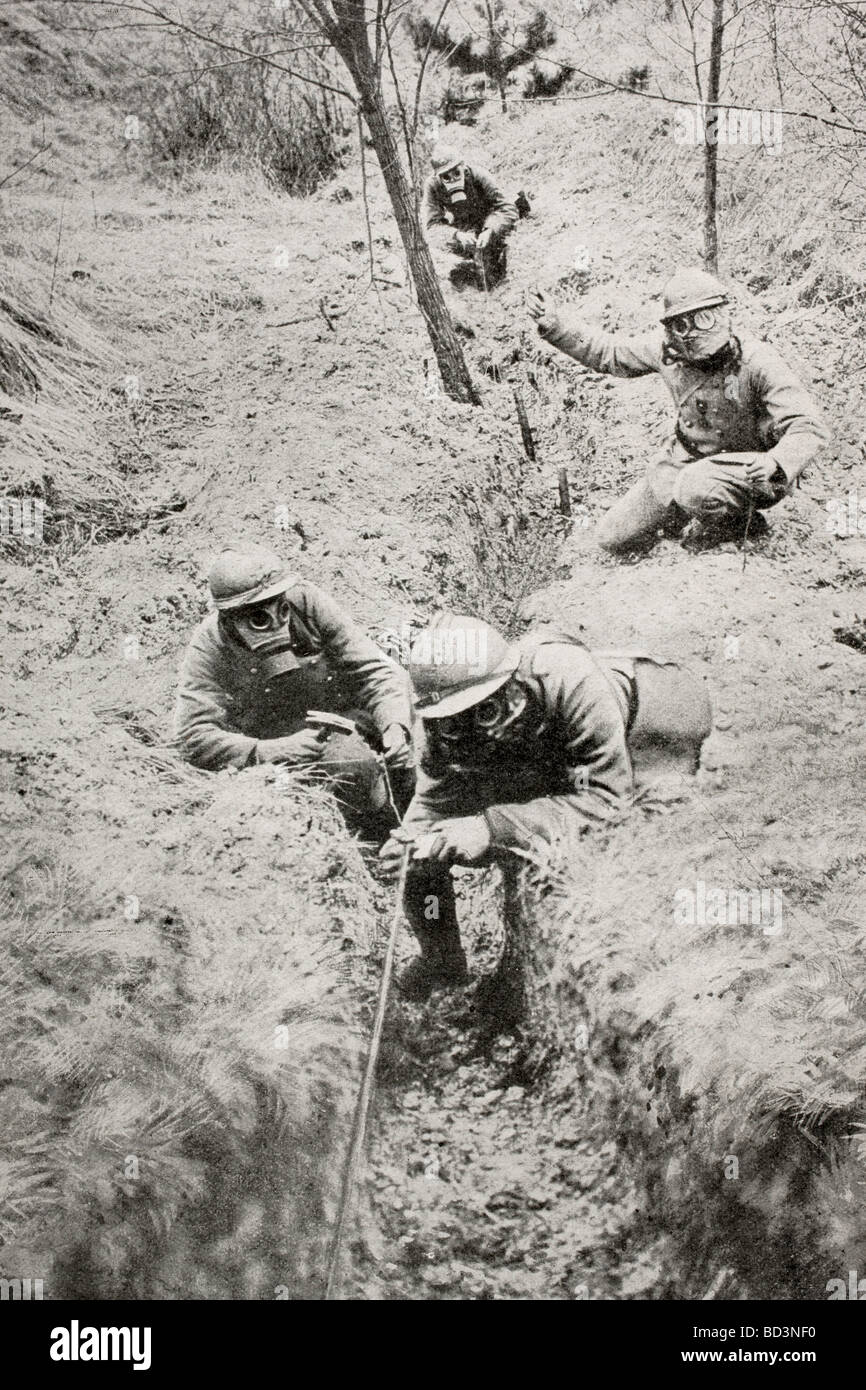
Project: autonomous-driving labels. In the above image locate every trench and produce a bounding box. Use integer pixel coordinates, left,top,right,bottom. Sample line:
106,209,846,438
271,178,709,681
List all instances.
335,371,665,1303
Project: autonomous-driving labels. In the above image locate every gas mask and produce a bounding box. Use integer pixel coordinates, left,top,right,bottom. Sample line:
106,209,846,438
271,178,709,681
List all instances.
427,678,539,771
226,594,305,678
663,304,731,364
438,162,467,205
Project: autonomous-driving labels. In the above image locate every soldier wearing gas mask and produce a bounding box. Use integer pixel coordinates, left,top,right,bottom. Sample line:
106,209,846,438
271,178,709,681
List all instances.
173,545,413,825
379,613,712,1000
421,143,517,293
528,267,829,553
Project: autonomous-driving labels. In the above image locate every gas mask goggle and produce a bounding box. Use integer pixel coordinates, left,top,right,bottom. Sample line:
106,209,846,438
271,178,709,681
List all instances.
438,162,467,205
663,303,731,363
225,593,305,678
428,678,535,768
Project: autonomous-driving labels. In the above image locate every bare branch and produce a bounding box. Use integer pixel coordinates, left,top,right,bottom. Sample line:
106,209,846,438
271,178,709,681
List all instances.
411,0,452,137
64,0,355,101
0,142,53,190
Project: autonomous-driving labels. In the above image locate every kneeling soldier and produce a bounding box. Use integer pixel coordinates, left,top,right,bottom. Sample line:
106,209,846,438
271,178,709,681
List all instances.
174,545,413,824
528,267,829,553
422,143,517,293
380,613,712,999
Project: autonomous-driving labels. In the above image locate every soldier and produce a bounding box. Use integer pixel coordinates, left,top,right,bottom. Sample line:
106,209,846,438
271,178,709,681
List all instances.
173,545,413,825
379,613,712,999
528,267,829,553
422,143,518,294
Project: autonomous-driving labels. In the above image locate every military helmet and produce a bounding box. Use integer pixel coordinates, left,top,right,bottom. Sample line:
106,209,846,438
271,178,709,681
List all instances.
208,545,296,611
431,143,463,174
409,613,519,719
660,266,729,322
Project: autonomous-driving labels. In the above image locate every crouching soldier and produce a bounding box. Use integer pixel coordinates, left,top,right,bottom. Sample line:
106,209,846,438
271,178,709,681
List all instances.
379,613,712,1000
422,143,517,294
173,545,413,829
528,267,829,553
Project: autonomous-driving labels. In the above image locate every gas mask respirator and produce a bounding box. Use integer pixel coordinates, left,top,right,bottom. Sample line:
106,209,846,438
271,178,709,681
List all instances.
226,594,305,679
439,162,467,206
429,679,537,770
663,305,731,364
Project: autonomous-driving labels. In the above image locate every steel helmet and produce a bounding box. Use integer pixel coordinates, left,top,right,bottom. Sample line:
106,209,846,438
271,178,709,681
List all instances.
409,613,519,719
208,545,297,611
431,143,463,174
660,266,729,322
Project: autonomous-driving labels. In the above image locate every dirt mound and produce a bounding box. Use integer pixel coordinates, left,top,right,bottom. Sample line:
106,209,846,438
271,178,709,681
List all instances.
0,737,377,1298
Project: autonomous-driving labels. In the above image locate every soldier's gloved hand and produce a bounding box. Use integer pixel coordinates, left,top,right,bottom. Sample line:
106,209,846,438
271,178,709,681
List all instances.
745,455,787,499
413,816,492,865
378,825,416,880
453,231,477,255
527,287,559,336
381,723,412,767
255,727,330,766
477,227,493,251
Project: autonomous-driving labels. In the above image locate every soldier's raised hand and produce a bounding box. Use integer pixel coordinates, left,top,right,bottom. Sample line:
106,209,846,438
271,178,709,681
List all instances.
527,287,559,334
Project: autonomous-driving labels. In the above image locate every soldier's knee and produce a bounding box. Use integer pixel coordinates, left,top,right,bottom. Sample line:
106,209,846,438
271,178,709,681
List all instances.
595,515,625,553
676,466,740,517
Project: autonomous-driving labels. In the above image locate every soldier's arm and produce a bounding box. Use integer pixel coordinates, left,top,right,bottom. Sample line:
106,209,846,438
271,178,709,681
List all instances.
421,175,450,235
483,650,634,852
292,584,412,739
750,342,830,483
473,166,518,236
173,625,258,771
538,310,662,378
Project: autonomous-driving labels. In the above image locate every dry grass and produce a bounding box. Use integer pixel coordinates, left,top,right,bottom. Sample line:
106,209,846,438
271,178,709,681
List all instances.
0,745,377,1298
507,757,866,1296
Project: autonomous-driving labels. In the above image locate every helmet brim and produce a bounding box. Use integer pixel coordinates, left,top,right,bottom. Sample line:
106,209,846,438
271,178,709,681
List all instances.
214,574,294,611
415,660,517,719
660,294,728,323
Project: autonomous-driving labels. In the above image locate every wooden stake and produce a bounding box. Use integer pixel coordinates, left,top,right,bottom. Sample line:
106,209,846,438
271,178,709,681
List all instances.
558,466,572,517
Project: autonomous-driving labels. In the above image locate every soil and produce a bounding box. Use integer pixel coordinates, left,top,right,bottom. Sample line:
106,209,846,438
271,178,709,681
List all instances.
3,81,865,1299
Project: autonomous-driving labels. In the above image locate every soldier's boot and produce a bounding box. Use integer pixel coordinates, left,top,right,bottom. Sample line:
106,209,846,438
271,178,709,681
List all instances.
398,861,468,1000
397,923,469,1001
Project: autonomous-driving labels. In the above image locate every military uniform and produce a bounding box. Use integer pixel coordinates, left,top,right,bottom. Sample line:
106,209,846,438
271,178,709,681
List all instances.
174,582,411,774
421,165,517,284
538,315,829,550
401,630,711,942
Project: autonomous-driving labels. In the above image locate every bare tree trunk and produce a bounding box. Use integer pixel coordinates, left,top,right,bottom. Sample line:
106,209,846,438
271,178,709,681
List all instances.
329,12,480,405
703,0,724,272
358,81,480,404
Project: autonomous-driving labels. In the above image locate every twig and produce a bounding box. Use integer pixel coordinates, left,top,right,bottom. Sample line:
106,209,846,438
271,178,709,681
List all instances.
0,143,53,191
357,110,384,316
741,493,755,572
411,0,453,138
325,845,411,1300
318,298,336,332
48,197,68,311
383,22,414,182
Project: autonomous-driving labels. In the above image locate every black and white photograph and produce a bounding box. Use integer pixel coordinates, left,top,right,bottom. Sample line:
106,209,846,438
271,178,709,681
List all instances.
1,0,864,1348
